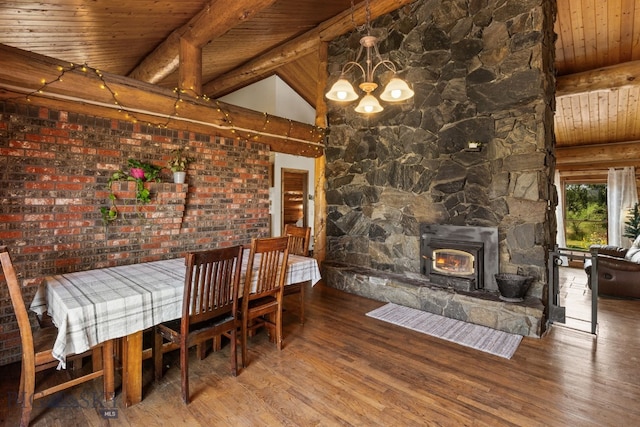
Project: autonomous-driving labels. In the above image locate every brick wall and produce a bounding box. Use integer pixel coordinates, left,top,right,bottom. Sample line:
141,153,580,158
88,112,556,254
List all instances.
0,100,270,365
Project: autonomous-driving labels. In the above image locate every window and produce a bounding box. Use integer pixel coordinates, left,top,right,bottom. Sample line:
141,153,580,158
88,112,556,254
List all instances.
564,184,607,250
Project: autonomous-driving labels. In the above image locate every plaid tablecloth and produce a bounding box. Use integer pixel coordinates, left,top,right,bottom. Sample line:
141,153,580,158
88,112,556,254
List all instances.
30,253,321,367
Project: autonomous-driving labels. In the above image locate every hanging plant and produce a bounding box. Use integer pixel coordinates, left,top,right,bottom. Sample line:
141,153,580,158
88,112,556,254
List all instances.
126,159,162,204
99,160,162,224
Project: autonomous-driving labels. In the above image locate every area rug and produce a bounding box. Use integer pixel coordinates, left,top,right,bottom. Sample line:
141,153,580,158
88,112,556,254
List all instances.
366,303,522,359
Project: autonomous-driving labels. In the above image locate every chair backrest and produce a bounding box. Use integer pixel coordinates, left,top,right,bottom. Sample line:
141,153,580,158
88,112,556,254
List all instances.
182,246,243,329
243,236,290,300
0,246,36,369
283,224,311,256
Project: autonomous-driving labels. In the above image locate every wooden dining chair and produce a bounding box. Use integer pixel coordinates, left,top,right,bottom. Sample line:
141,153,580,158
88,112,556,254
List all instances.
283,224,311,324
0,246,114,427
153,245,243,404
240,236,290,368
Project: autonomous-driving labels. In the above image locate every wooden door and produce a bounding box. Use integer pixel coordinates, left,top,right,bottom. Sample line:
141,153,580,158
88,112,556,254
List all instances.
281,169,308,233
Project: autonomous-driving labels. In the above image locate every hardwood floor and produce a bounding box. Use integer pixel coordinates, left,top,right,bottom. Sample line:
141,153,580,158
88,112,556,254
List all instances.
1,267,639,426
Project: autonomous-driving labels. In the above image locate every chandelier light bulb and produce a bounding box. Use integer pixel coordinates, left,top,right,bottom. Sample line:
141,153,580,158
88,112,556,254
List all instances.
325,78,359,102
354,93,383,114
380,77,415,102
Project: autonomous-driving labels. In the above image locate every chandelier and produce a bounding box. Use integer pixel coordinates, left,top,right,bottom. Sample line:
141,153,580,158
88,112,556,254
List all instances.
325,0,414,114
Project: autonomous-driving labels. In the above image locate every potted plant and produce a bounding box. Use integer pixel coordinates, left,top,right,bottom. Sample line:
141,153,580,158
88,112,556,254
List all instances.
167,148,193,184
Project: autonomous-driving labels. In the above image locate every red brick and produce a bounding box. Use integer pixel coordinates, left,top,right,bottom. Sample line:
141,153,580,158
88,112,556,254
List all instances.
42,128,69,138
23,245,54,254
0,231,23,239
25,149,55,159
55,257,80,267
97,149,121,157
56,183,84,191
70,146,96,154
24,198,55,206
25,134,55,143
0,214,23,222
0,147,25,156
55,213,82,221
25,182,55,190
25,166,56,174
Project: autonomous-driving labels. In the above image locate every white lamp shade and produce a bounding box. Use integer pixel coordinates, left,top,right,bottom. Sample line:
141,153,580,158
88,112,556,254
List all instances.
325,78,359,102
380,77,415,102
354,94,383,114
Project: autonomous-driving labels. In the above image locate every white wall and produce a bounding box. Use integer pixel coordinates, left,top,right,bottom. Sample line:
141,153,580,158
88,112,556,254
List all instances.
219,76,316,240
219,78,276,115
219,75,315,125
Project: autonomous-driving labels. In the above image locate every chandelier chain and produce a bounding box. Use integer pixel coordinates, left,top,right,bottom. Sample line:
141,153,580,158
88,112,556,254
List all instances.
350,0,370,33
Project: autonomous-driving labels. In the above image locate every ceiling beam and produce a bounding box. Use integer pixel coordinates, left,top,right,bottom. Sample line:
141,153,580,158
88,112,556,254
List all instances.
555,140,640,170
202,0,415,97
556,60,640,97
128,0,276,84
179,39,202,95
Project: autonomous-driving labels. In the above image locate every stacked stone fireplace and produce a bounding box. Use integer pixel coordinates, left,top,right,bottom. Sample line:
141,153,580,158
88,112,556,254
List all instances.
321,0,556,338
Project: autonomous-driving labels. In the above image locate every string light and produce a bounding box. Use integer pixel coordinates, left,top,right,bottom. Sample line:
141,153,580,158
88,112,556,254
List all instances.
12,61,326,149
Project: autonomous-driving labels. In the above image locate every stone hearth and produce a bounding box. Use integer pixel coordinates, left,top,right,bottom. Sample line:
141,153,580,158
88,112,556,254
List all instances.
324,262,544,338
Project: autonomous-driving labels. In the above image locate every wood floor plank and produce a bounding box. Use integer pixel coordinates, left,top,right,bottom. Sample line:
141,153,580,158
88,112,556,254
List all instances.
1,267,639,426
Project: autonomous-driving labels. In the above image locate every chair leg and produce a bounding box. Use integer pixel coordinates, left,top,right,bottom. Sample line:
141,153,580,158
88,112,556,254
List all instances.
153,328,164,381
180,344,189,404
102,339,115,401
230,329,238,376
276,307,283,351
17,362,26,404
241,317,248,368
19,362,35,427
196,342,207,360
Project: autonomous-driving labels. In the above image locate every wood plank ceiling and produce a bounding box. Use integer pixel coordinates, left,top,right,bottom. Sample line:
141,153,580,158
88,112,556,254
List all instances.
0,0,639,173
554,0,640,181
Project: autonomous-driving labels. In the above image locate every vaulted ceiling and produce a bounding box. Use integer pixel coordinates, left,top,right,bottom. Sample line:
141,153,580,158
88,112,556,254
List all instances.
0,0,639,170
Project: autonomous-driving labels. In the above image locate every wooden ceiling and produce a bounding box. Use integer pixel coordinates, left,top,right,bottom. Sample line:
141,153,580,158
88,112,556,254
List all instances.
555,0,640,146
0,0,639,167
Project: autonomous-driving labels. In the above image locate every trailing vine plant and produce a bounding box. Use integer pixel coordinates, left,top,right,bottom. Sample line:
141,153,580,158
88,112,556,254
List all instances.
100,159,162,226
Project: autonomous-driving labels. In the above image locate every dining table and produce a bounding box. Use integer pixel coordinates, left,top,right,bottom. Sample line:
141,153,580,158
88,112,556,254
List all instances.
29,250,321,407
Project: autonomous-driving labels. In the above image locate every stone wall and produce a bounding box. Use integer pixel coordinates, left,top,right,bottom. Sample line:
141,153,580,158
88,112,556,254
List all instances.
0,101,270,365
324,0,556,331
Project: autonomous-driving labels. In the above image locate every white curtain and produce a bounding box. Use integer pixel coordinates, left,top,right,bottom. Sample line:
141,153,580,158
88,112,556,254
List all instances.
554,170,568,265
607,167,638,247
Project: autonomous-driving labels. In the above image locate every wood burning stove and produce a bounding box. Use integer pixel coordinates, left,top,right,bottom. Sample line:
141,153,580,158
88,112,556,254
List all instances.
420,224,499,292
422,238,484,291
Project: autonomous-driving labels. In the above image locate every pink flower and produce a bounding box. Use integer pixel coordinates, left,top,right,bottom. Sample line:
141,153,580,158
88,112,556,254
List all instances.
130,168,145,180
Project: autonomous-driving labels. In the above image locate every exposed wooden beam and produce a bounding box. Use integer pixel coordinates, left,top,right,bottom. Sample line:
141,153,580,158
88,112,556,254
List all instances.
179,39,202,96
0,44,324,157
313,42,329,264
556,60,640,97
128,0,276,84
203,0,415,97
555,140,640,170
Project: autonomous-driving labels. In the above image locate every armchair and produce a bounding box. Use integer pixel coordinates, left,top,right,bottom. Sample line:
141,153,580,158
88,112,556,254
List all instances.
585,240,640,299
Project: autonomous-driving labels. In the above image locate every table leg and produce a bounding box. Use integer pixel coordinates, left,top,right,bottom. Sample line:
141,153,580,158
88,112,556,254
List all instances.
121,331,143,407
